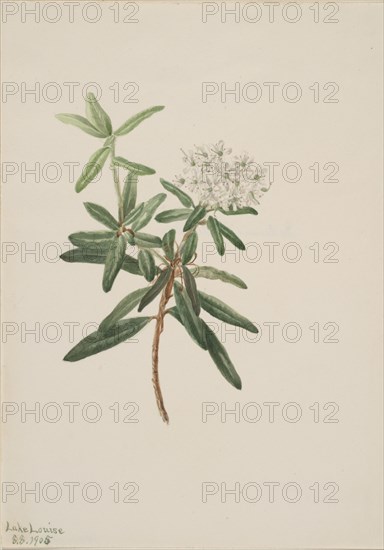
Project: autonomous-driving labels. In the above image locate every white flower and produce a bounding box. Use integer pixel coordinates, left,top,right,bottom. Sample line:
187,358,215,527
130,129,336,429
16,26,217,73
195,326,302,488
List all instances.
174,142,269,211
180,149,196,167
234,152,254,167
210,140,232,157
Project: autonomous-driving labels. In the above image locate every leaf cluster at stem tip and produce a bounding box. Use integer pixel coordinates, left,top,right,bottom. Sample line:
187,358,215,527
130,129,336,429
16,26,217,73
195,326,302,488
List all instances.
56,96,164,193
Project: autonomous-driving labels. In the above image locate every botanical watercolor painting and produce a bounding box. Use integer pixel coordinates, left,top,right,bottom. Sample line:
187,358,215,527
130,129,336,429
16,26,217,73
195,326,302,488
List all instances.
57,96,270,423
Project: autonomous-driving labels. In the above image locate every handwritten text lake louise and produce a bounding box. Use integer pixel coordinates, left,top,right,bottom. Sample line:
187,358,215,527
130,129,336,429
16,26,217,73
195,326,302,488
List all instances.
5,521,64,535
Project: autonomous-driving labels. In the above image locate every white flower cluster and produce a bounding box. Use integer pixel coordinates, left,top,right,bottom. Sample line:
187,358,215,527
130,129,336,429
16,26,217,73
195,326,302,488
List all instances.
174,141,270,211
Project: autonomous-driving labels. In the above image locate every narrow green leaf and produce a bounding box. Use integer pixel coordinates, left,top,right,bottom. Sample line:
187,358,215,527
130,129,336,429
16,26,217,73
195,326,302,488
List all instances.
85,92,112,136
121,256,142,274
181,231,198,265
131,193,167,231
61,248,108,264
134,232,162,248
84,202,119,230
122,172,138,217
68,230,114,248
64,317,152,362
182,266,200,315
75,147,110,193
217,221,245,250
60,248,141,275
183,205,206,231
138,250,156,282
155,208,192,223
199,291,257,333
207,216,225,256
104,135,115,147
138,268,171,312
173,281,207,350
99,288,148,332
113,156,155,176
114,105,165,137
169,306,214,361
55,113,105,138
159,178,194,208
162,229,176,260
123,202,144,226
124,231,135,246
190,266,247,289
218,206,258,216
167,306,183,324
169,305,208,353
102,235,127,292
203,321,242,390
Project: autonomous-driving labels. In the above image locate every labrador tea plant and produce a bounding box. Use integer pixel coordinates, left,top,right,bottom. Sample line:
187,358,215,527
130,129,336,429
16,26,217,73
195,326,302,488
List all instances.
57,96,269,423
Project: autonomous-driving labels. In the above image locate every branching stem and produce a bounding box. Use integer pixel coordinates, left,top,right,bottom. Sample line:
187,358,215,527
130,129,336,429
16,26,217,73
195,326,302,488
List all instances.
151,221,208,422
152,267,175,424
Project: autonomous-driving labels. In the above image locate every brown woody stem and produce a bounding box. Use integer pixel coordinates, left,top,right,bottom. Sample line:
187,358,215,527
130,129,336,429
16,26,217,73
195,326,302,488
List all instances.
151,219,206,422
152,268,175,424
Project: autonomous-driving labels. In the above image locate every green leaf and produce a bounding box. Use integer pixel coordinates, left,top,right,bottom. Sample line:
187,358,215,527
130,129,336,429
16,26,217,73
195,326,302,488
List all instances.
173,281,207,350
55,113,105,138
64,317,152,362
182,266,200,315
122,172,138,217
155,208,192,223
113,156,155,176
61,248,108,264
167,306,183,324
125,232,135,246
75,147,110,193
218,206,258,216
181,231,198,265
123,202,144,226
102,235,127,292
84,202,119,230
60,248,141,275
168,306,200,339
114,105,165,137
138,250,156,282
183,205,206,231
104,135,115,147
85,92,112,137
131,193,167,231
117,255,141,274
170,304,241,388
134,232,162,248
99,288,148,332
162,229,176,260
203,321,242,390
217,221,245,250
167,305,207,350
190,266,247,289
198,291,257,333
138,268,172,312
159,178,194,208
68,230,114,248
207,216,225,256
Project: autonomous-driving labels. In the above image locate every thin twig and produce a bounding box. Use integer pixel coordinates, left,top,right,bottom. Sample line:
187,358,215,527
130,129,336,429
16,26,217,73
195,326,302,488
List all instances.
110,140,124,223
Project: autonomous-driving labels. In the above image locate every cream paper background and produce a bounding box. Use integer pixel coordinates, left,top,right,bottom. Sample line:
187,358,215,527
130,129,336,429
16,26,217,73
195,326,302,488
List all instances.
1,1,383,549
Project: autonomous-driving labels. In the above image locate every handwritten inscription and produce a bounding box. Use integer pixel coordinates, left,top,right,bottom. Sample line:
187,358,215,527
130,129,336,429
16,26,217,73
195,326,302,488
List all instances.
5,521,64,546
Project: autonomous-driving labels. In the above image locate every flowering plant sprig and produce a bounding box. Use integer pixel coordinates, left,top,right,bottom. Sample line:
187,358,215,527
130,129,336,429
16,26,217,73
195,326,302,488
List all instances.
57,96,269,423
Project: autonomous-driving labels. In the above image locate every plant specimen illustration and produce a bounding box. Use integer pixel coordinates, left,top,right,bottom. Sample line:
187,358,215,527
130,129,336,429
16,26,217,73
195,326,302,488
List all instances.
57,96,269,423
